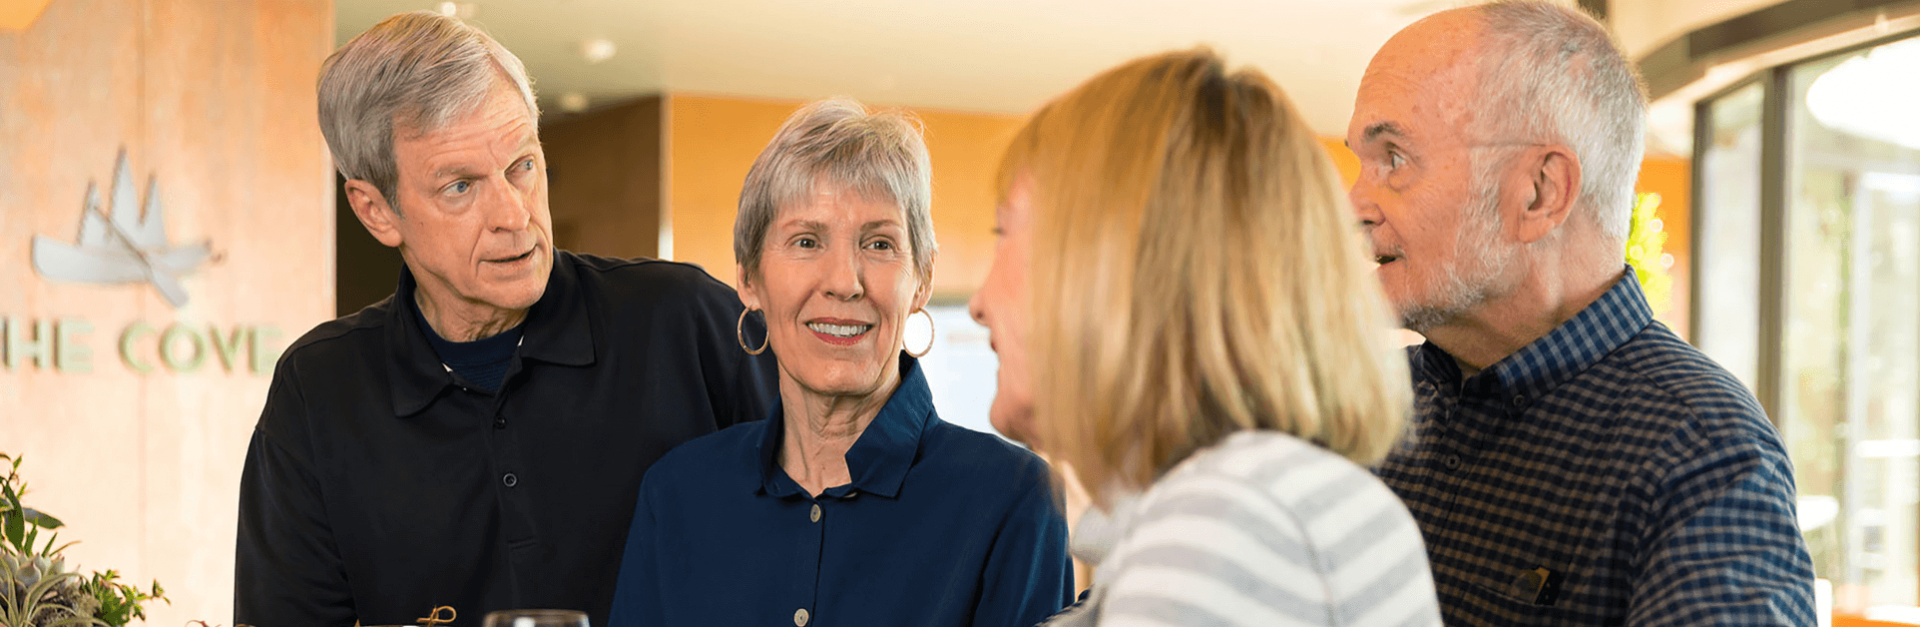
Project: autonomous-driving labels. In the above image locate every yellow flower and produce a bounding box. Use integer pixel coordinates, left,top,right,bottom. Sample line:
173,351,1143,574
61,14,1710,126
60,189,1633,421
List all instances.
1624,192,1674,316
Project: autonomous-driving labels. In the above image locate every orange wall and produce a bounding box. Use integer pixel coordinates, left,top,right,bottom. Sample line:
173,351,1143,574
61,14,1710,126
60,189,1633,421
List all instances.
1637,156,1692,337
668,96,1691,334
1321,136,1363,185
666,94,1022,298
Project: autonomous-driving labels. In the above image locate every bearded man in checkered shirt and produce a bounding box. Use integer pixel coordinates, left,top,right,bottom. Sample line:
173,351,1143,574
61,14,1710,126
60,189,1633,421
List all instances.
1344,2,1816,625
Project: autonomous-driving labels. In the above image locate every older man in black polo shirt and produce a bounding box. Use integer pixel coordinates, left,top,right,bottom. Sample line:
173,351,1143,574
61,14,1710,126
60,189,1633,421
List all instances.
233,12,776,626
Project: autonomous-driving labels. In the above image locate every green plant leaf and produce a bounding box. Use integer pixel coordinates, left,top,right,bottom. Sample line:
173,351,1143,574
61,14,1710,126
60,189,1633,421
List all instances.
4,505,24,551
22,507,63,529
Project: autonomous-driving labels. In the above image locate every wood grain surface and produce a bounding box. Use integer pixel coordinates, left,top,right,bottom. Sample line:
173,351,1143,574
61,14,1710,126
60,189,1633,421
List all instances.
0,1,333,624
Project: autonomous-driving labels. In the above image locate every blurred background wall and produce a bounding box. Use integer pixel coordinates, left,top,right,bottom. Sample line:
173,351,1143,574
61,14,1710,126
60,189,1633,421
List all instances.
0,1,334,625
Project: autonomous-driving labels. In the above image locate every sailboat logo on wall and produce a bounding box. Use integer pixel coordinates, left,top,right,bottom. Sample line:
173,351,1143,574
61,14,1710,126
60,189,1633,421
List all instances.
30,149,214,309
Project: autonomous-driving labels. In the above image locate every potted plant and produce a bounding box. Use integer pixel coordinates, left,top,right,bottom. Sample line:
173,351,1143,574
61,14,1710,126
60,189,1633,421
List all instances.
1,454,165,627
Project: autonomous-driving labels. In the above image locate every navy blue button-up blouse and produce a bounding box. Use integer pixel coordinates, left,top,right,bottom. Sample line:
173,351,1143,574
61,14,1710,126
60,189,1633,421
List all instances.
608,355,1075,627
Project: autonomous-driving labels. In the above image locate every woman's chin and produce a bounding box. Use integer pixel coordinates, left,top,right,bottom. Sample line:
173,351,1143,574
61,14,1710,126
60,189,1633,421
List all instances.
988,404,1037,446
782,356,896,399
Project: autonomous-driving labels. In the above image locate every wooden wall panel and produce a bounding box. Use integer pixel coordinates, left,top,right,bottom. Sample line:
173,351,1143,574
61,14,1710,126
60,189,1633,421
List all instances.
664,94,807,287
1,0,157,596
543,96,665,260
0,1,333,625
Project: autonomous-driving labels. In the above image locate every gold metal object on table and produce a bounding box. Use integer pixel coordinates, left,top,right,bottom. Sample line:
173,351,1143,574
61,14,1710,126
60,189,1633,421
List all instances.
417,606,457,626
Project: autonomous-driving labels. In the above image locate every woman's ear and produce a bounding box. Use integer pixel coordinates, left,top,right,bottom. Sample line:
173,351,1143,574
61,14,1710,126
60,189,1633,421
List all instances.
735,265,762,311
912,266,935,313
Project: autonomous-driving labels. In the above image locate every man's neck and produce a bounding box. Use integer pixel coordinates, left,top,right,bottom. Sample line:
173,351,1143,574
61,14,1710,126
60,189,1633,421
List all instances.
413,289,528,343
1422,262,1624,378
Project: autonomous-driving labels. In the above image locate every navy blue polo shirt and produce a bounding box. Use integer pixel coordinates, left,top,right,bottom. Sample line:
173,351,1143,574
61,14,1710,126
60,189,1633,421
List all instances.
608,355,1075,627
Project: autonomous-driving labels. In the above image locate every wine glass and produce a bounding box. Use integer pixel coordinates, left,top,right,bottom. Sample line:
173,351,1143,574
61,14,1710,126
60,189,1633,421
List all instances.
481,609,591,627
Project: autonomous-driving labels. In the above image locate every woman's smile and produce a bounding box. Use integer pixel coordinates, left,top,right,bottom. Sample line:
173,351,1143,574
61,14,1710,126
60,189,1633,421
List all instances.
806,318,874,345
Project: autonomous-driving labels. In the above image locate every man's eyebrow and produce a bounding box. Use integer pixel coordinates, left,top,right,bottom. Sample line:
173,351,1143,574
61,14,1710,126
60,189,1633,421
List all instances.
433,164,485,179
431,133,541,179
1362,122,1407,143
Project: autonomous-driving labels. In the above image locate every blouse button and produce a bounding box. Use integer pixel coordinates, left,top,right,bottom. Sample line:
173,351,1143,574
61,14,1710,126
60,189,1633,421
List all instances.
794,608,810,626
809,503,822,523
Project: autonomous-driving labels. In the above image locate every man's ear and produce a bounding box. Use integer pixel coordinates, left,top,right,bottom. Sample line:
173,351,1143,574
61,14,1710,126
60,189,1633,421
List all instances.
1515,146,1581,244
344,179,404,248
735,264,762,311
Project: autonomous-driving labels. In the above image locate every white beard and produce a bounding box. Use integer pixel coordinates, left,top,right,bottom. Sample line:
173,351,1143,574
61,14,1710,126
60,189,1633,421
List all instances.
1399,179,1516,333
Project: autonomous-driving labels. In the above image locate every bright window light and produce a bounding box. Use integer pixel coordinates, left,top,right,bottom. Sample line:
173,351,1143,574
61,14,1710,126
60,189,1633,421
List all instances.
1806,38,1920,151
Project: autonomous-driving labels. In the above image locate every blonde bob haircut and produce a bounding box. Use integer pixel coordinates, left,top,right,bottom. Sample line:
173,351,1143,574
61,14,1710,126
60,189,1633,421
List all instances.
999,49,1411,507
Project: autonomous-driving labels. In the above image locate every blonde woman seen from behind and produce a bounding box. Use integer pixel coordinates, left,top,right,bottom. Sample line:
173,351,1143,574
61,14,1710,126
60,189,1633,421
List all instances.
968,49,1442,626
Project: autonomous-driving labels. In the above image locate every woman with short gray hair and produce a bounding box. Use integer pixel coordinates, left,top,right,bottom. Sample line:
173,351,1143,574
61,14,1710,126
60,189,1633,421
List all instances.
608,99,1075,627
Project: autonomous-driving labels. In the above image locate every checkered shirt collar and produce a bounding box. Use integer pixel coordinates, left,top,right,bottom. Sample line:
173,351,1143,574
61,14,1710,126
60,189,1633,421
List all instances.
1416,266,1653,399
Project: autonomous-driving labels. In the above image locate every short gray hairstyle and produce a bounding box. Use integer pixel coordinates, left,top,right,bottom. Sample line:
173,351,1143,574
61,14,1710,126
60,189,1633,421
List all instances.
1473,0,1647,245
734,99,937,283
318,11,540,211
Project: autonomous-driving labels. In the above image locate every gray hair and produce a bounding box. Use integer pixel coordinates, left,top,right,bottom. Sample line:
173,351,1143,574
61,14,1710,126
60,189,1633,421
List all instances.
734,99,936,283
318,11,540,212
1472,0,1647,245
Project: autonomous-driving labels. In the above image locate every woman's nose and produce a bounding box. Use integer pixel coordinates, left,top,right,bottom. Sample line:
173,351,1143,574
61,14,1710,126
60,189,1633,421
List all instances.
822,245,864,300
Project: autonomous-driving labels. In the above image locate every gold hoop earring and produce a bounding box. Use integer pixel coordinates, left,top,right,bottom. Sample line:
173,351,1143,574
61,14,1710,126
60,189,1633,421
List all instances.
737,308,769,355
906,308,935,358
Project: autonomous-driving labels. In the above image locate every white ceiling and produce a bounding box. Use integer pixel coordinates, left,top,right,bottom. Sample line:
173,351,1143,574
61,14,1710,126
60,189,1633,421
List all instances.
335,0,1461,136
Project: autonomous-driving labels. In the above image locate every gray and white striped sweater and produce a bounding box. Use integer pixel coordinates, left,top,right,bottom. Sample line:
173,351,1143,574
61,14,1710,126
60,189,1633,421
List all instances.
1045,431,1442,627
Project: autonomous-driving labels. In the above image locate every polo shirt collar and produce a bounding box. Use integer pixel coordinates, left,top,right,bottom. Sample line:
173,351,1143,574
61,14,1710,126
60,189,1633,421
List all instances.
1416,265,1653,401
756,354,935,500
386,250,596,416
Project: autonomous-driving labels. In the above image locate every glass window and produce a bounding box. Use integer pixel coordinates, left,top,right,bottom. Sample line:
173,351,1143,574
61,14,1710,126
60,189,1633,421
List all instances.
1696,82,1765,392
1783,34,1920,616
911,304,1014,440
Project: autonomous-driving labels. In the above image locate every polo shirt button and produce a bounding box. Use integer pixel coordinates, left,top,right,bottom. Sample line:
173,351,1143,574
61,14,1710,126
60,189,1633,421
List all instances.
502,473,518,487
1443,455,1462,470
809,503,821,523
794,608,810,626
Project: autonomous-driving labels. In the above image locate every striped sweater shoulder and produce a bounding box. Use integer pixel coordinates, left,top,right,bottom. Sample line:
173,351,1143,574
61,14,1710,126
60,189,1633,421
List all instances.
1053,431,1442,627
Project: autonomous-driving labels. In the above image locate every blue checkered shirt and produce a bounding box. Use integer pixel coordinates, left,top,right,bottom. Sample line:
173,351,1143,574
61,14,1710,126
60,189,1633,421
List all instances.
1375,270,1815,626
